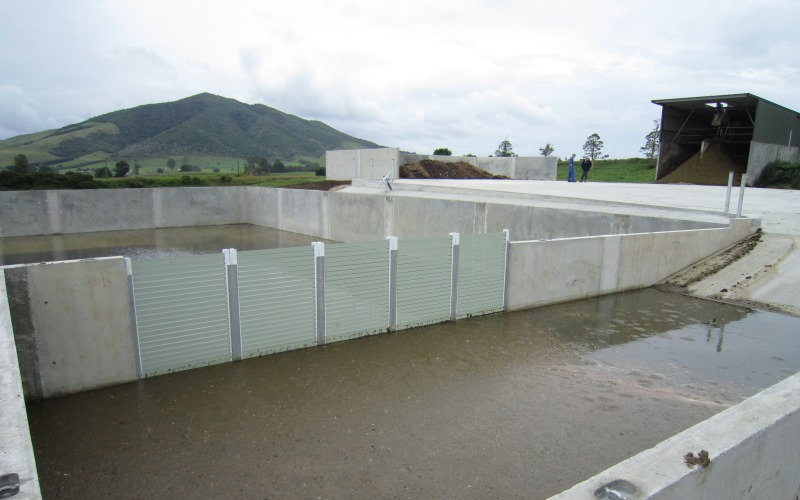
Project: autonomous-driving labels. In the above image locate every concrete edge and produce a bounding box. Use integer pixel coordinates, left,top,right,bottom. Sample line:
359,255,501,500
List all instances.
550,371,800,499
0,269,42,499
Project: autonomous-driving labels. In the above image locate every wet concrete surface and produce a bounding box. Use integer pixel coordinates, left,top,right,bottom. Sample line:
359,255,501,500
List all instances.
0,224,326,265
26,288,800,499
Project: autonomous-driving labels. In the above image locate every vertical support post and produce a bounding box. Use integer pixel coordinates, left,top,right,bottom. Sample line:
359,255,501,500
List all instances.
371,157,374,180
388,236,398,332
125,258,143,380
352,157,356,180
224,249,242,361
450,232,460,321
313,242,326,345
736,173,747,218
502,229,510,312
724,171,734,213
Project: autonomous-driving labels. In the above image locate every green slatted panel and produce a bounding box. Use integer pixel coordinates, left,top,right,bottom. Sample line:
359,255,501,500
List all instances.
325,240,390,342
396,235,453,330
131,254,231,377
238,246,316,357
457,232,507,319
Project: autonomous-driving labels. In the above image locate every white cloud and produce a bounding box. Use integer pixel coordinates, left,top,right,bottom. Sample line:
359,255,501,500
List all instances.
1,0,799,158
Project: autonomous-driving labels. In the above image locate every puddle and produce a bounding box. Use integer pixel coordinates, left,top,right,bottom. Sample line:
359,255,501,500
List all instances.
25,288,800,499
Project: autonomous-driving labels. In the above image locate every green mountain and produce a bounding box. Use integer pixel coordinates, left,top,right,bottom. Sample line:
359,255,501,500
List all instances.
0,93,382,168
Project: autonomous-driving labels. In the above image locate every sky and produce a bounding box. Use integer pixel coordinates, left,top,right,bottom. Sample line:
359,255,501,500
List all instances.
1,0,799,159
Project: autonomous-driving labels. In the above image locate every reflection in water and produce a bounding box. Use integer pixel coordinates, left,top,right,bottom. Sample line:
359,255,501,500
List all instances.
25,288,800,499
0,224,331,265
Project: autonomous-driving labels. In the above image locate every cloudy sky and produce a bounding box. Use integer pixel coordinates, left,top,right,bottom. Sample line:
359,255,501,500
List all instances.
1,0,798,158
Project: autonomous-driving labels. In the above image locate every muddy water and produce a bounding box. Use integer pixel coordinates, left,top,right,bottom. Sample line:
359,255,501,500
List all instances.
0,224,327,265
25,288,800,499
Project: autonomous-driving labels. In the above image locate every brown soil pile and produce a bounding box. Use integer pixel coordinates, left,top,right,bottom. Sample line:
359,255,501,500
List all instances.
657,142,745,185
400,159,508,179
285,180,351,191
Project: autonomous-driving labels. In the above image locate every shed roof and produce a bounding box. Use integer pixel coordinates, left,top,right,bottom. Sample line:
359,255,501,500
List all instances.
652,93,799,116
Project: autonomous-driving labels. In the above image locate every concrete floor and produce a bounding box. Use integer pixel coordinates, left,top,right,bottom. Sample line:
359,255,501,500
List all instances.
361,180,800,316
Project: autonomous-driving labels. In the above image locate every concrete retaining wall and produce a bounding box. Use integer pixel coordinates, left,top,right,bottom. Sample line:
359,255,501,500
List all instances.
747,140,800,186
507,219,754,311
324,148,557,181
552,371,800,499
0,270,41,499
4,258,137,399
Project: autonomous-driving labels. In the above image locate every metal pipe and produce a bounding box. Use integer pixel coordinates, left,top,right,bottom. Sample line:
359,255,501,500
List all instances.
736,174,747,218
724,171,734,212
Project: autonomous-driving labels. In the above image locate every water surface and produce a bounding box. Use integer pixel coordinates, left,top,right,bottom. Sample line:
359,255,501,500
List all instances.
26,288,800,499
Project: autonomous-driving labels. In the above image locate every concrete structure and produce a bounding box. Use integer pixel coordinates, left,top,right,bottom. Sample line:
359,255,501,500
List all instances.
0,271,41,499
4,180,798,499
325,147,557,181
653,94,800,185
552,372,800,499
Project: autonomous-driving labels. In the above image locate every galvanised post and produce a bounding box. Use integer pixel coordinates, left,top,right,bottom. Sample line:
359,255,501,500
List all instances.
313,241,326,345
388,236,398,332
125,258,143,380
224,249,243,361
450,232,460,321
502,229,510,312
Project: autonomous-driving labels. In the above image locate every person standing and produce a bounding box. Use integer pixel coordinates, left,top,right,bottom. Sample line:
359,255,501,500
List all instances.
567,154,576,182
580,156,592,182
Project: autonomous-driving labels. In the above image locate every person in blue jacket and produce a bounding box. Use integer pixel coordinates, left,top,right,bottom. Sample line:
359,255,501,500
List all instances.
567,153,576,182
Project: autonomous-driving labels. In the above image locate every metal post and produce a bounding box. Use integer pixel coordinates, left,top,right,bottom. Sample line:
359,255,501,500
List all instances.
450,232,460,321
502,229,510,312
224,249,242,361
352,157,356,180
724,171,734,212
388,236,398,332
736,174,747,218
125,258,143,380
313,242,326,345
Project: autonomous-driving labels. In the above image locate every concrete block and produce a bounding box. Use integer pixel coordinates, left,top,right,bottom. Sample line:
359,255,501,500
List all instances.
0,191,52,237
27,257,137,397
328,191,388,241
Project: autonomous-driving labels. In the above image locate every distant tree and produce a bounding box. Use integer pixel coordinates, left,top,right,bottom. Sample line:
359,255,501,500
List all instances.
539,142,555,156
167,158,176,171
245,156,270,175
134,162,142,175
13,154,30,173
114,160,130,177
95,166,112,178
494,139,517,157
583,133,608,160
272,160,286,173
156,168,164,174
464,153,476,157
640,120,661,159
433,148,452,156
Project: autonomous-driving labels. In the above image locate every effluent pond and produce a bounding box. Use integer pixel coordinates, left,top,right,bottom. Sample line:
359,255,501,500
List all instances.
24,286,800,499
0,224,327,265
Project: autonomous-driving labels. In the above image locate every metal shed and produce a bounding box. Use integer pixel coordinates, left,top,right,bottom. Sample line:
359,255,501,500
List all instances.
652,94,800,185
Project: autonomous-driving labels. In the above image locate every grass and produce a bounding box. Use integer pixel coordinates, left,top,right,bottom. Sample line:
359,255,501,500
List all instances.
95,171,327,189
556,157,657,183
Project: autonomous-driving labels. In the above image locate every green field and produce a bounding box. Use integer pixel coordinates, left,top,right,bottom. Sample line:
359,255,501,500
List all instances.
556,158,658,183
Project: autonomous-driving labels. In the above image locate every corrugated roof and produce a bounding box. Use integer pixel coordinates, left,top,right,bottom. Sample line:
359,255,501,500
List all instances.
652,93,799,115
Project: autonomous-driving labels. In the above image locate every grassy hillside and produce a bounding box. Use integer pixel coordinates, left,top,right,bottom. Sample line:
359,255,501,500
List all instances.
0,93,382,169
556,157,657,183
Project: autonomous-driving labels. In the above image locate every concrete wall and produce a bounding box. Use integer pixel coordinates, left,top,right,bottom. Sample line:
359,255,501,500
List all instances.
0,270,42,499
506,219,754,311
0,187,245,237
552,371,800,499
326,147,401,181
5,257,137,399
324,148,557,181
747,140,800,185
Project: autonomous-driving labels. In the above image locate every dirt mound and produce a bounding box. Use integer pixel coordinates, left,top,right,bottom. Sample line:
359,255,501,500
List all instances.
658,142,745,185
284,180,350,191
400,159,508,179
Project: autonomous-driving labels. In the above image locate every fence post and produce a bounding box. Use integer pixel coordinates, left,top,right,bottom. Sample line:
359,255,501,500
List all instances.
724,171,734,212
736,173,747,218
313,242,326,345
224,249,243,361
450,232,460,321
388,236,398,332
502,229,510,312
125,258,142,380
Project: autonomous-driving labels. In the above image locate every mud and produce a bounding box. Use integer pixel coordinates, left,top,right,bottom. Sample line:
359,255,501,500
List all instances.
26,288,800,499
400,160,508,179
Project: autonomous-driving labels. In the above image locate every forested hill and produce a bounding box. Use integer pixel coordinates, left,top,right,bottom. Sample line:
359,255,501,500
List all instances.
0,93,382,167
